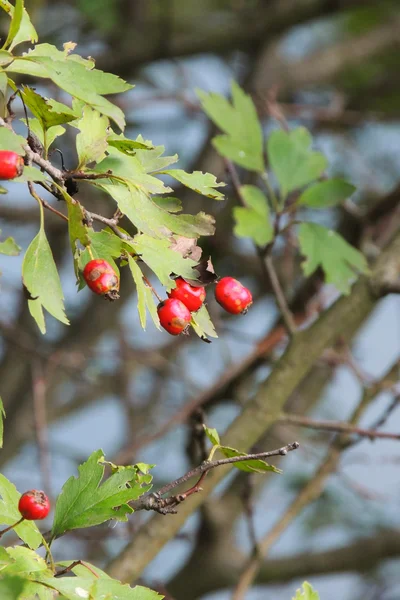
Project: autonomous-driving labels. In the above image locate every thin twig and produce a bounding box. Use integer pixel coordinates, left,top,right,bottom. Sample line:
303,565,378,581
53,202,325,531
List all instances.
130,442,299,514
142,274,163,303
84,210,133,241
55,560,100,578
279,413,400,440
224,159,297,335
264,254,297,335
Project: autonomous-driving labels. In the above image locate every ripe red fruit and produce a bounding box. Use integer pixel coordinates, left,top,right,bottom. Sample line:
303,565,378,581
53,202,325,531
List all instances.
215,277,252,314
157,298,191,335
167,278,206,313
0,150,24,180
18,490,50,520
83,258,120,301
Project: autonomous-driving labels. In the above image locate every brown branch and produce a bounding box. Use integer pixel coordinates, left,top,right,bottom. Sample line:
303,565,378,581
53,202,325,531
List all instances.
130,442,299,514
231,363,398,599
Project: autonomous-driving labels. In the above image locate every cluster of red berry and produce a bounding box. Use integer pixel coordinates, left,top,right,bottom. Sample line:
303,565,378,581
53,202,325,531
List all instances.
0,150,253,337
83,258,252,336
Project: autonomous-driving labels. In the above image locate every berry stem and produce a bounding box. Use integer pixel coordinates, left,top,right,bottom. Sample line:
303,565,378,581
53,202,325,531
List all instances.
0,516,24,538
87,245,94,260
143,274,163,303
41,534,56,573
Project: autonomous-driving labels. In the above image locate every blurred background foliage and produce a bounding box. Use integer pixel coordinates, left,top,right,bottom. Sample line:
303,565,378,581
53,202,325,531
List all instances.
0,1,400,599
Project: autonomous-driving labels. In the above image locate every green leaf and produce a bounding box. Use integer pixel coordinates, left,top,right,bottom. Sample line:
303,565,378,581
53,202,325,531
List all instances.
218,446,282,474
0,231,21,255
152,197,182,212
0,71,7,100
191,304,218,340
297,178,356,208
13,166,49,183
0,474,42,548
0,126,26,155
90,581,164,600
203,425,220,446
0,396,5,448
126,254,147,330
292,581,320,600
51,449,147,537
0,0,37,50
21,117,65,152
34,577,163,600
75,106,110,168
63,194,91,250
55,560,110,579
160,169,225,200
2,0,23,51
95,145,172,195
134,141,178,172
127,234,198,291
78,229,123,275
267,127,327,199
198,81,264,172
15,579,53,600
0,575,26,599
108,133,155,154
233,185,273,246
0,50,13,65
22,217,69,334
298,223,369,294
21,86,77,129
2,547,50,577
144,286,161,330
7,50,132,129
98,181,214,239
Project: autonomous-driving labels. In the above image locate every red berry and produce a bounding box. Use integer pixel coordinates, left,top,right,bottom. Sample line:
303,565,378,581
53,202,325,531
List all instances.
0,150,24,180
18,490,50,520
157,298,191,335
215,277,252,315
83,258,120,301
167,278,206,313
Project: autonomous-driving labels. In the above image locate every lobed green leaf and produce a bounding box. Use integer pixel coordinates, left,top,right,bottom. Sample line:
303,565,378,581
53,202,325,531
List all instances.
298,222,369,294
51,450,147,537
74,106,110,168
191,304,218,340
198,81,264,172
160,169,225,200
21,86,78,129
267,127,327,200
127,234,199,291
233,185,273,246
